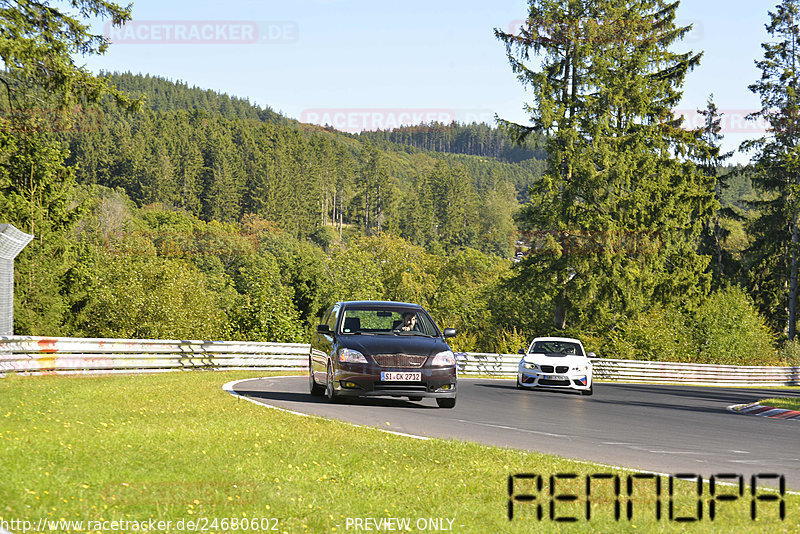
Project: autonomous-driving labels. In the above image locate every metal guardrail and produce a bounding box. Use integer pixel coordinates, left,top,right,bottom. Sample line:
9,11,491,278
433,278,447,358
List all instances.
1,336,798,386
0,336,309,375
457,353,800,386
591,358,800,386
457,352,518,376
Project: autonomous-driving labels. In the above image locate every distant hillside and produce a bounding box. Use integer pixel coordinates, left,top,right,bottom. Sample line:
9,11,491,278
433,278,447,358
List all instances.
357,122,547,164
62,72,542,256
104,71,286,124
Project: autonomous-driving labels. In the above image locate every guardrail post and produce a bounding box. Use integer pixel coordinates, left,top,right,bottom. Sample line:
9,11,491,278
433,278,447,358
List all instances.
0,224,33,335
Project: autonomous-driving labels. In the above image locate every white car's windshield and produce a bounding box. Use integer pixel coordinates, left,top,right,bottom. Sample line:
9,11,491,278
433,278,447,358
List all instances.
530,341,584,356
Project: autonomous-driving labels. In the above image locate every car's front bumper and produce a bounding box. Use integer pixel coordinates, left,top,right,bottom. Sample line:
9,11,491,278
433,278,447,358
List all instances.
517,369,592,390
333,364,457,398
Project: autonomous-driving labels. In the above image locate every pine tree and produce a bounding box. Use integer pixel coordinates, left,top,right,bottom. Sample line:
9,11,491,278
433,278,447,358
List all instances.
496,0,715,330
355,143,390,234
694,95,735,288
742,0,800,339
430,162,477,249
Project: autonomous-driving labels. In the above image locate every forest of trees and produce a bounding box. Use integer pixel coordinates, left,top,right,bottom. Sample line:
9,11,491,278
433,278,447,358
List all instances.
1,0,800,365
62,73,529,257
357,122,548,163
0,64,534,349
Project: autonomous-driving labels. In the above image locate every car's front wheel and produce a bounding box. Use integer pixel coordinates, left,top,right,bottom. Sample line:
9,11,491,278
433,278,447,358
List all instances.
436,397,456,409
325,362,339,403
580,385,593,396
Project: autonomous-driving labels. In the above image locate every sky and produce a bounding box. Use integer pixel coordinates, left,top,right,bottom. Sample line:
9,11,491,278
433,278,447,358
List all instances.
82,0,772,164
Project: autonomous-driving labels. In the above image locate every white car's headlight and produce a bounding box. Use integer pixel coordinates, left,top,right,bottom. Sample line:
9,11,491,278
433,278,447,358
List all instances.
522,362,538,370
572,365,591,372
338,348,368,364
431,350,455,367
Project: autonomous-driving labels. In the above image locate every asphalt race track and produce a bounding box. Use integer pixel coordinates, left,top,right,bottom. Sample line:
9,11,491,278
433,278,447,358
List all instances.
232,377,800,489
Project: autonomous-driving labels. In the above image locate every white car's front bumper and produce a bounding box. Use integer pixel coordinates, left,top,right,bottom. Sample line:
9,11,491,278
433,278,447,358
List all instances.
517,368,592,391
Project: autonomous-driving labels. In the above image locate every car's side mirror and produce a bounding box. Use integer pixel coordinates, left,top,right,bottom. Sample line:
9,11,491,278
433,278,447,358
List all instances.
587,352,596,358
317,324,332,335
443,328,457,338
518,349,525,354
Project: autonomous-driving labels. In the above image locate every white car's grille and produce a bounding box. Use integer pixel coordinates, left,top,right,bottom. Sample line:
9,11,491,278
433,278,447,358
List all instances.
540,365,569,374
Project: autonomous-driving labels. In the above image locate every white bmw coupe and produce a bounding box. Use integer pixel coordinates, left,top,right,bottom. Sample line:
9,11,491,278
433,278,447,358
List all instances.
517,337,594,395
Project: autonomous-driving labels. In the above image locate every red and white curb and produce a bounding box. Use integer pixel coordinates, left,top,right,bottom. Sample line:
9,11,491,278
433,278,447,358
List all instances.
728,402,800,421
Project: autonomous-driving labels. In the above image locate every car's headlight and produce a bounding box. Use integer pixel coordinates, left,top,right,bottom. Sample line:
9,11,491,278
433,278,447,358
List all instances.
522,362,538,370
338,348,368,364
431,350,455,367
572,365,590,371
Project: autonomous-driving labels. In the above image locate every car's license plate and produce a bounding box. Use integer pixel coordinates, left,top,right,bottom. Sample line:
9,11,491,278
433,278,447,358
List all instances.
546,375,568,381
381,372,421,381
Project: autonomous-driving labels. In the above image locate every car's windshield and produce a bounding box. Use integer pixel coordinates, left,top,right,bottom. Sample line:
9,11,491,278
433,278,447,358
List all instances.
339,308,438,336
529,340,584,356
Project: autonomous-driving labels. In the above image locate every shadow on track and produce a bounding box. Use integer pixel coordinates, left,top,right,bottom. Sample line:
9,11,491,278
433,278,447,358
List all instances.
471,381,780,416
600,383,800,405
476,380,799,405
238,388,439,409
475,382,589,397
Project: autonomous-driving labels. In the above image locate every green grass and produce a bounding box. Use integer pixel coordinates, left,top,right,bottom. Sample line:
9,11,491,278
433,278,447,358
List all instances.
759,397,800,411
0,371,797,533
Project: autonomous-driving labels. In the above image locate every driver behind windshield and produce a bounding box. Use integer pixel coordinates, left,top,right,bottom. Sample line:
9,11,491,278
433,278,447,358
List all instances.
399,312,417,331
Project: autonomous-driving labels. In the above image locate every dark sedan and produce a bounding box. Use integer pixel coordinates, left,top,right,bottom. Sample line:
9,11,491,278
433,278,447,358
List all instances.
308,301,458,408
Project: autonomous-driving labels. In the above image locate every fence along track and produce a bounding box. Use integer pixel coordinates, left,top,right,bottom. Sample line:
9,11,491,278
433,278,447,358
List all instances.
0,336,309,373
1,336,798,386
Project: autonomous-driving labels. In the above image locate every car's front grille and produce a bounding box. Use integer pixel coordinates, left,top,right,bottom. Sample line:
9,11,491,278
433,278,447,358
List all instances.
540,365,569,374
372,353,427,368
539,379,571,386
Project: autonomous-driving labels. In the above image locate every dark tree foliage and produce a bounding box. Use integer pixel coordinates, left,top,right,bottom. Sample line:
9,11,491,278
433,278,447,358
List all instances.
357,122,548,163
742,0,800,339
100,72,283,123
62,73,523,257
694,96,739,288
496,0,715,332
0,0,138,334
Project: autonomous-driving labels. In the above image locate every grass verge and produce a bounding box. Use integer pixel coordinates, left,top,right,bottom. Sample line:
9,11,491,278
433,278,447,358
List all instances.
759,397,800,411
0,371,797,533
